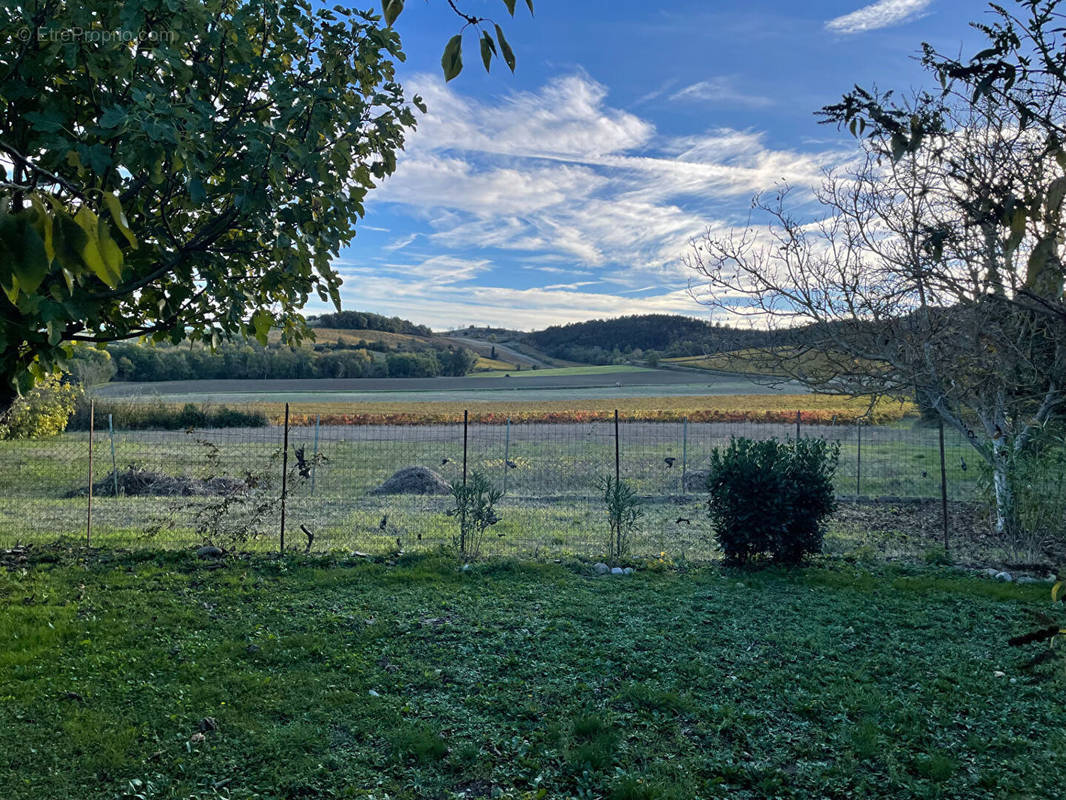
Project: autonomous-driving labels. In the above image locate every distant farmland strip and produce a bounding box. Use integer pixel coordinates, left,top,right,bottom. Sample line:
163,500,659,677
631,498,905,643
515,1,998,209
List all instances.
227,394,913,426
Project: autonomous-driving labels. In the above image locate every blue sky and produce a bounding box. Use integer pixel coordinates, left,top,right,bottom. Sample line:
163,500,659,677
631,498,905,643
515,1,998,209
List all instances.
310,0,987,330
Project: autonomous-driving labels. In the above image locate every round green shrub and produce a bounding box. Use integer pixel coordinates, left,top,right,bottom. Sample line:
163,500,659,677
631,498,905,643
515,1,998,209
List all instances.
706,437,839,565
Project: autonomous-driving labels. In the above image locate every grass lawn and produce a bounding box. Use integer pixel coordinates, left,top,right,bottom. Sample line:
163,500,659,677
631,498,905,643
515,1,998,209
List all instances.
1,552,1062,799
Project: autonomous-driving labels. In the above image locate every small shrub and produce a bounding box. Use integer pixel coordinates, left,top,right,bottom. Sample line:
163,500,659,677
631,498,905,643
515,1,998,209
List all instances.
706,437,838,565
177,402,208,428
599,474,644,560
0,377,82,439
448,471,503,559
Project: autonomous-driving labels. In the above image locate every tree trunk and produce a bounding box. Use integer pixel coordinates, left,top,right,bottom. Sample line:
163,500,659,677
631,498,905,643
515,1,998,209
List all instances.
0,379,17,422
991,437,1018,538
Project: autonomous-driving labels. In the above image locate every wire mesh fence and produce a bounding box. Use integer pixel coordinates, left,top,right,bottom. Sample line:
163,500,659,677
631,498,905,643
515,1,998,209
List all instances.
0,403,1046,563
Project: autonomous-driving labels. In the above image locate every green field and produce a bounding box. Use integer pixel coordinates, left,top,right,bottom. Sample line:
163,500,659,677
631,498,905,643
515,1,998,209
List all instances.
474,365,653,378
92,381,802,406
1,552,1061,800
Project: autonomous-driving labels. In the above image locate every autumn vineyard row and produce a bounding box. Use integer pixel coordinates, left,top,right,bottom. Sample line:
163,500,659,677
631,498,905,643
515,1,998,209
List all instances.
252,394,915,426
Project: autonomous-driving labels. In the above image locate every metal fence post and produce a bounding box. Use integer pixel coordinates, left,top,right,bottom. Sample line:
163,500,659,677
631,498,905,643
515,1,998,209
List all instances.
86,400,94,547
856,420,862,497
108,413,118,497
280,403,289,554
310,413,320,496
503,417,511,495
614,409,620,484
938,417,949,552
796,410,801,440
461,410,469,556
681,416,688,494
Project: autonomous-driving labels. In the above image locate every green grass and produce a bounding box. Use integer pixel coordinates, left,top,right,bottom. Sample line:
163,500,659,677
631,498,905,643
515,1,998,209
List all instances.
0,552,1062,799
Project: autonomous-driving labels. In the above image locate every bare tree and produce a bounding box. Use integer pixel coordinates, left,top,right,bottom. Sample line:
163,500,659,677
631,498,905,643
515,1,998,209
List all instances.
686,98,1066,537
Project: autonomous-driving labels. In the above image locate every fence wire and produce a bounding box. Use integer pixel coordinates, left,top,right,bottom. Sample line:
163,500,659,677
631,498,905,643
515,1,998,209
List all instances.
0,407,1058,564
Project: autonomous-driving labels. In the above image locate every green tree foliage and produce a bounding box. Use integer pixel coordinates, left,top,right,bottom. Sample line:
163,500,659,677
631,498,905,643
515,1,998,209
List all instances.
104,339,478,381
0,375,81,439
0,0,424,405
380,0,533,82
524,314,772,363
66,346,115,387
309,311,432,336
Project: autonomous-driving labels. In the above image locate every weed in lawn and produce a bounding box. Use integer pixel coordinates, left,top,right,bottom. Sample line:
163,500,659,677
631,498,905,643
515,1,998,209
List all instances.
914,752,958,782
609,774,689,800
615,682,691,714
568,714,619,771
850,718,883,761
389,721,448,764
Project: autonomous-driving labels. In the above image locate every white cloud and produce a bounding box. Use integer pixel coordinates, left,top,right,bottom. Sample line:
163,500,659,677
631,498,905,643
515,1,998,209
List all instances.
358,255,493,287
825,0,932,34
669,78,773,108
408,74,654,162
321,276,715,331
351,72,848,328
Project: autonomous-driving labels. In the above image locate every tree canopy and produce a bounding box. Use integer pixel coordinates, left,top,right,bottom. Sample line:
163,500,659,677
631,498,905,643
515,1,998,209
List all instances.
0,0,531,404
308,310,432,336
689,0,1066,536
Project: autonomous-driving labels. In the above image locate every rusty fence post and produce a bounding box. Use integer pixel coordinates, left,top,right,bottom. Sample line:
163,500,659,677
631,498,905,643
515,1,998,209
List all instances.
86,399,94,547
280,403,289,554
938,417,949,552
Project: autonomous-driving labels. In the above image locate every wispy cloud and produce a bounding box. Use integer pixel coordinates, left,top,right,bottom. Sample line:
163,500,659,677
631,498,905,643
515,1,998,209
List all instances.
825,0,932,34
542,281,600,290
669,77,773,108
373,255,493,286
337,73,848,328
629,78,681,108
328,276,718,331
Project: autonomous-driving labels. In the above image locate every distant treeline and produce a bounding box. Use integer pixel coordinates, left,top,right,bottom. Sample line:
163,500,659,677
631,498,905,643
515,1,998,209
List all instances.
308,310,432,336
524,314,773,363
90,340,478,382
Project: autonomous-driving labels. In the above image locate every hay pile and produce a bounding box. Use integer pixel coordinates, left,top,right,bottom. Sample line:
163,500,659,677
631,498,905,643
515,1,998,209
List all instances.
69,467,247,497
371,466,451,495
